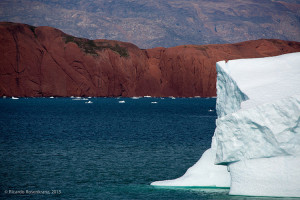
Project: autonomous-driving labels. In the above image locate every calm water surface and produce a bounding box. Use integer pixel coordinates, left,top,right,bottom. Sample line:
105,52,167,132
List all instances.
0,98,291,199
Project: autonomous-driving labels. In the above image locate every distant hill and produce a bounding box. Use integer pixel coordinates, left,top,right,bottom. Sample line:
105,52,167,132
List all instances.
1,22,300,97
0,0,299,48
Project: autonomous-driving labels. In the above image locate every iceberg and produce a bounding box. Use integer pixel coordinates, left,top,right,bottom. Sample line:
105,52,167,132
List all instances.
215,52,300,197
151,52,300,197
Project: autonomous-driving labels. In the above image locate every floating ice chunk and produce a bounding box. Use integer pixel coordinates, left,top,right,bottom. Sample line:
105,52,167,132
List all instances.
72,97,88,101
151,102,158,104
131,97,141,99
85,101,93,104
144,95,151,98
49,96,54,98
119,100,125,103
11,97,19,99
151,148,230,187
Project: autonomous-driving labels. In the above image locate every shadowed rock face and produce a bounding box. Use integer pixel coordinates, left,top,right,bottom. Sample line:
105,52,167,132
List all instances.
1,22,300,97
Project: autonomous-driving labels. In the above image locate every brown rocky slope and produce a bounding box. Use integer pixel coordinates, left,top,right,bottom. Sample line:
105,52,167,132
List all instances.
1,22,300,97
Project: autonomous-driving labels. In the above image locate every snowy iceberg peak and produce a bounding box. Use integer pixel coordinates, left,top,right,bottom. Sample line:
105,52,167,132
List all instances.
217,52,300,113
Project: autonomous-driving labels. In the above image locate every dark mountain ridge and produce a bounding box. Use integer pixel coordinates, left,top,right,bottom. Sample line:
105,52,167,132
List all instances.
0,0,299,48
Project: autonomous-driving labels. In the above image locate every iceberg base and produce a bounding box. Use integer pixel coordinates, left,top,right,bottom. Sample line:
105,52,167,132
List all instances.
229,156,300,197
151,148,230,187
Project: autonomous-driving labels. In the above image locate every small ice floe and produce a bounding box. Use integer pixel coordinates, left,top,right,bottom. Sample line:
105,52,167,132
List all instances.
119,100,125,103
151,101,158,104
144,95,151,98
131,96,141,99
72,97,88,101
88,97,92,99
169,96,176,99
195,96,201,98
208,109,214,112
3,96,6,99
72,97,81,100
160,97,164,99
11,97,19,100
70,96,74,98
50,96,54,99
85,101,93,104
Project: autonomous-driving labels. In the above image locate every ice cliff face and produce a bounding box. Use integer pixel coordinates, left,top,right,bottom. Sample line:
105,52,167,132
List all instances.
215,95,300,164
151,52,300,197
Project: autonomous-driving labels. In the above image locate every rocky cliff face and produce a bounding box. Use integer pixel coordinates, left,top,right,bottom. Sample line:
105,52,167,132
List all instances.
1,22,300,97
0,0,300,48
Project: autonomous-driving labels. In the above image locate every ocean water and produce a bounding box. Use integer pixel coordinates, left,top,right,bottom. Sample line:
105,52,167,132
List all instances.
0,98,292,200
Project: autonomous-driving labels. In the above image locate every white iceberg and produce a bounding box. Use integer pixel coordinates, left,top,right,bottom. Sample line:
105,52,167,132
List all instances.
131,96,141,99
214,52,300,197
151,52,300,197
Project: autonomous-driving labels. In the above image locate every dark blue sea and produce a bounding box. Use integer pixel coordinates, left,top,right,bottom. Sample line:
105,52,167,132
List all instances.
0,97,289,200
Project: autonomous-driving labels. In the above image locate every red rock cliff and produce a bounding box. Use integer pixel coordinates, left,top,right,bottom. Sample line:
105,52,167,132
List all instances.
1,22,300,97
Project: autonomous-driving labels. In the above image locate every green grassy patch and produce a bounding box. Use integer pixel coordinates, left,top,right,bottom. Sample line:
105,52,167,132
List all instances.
27,25,37,37
194,45,208,51
63,35,129,57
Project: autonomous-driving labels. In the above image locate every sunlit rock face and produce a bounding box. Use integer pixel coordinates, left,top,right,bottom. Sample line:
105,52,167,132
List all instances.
215,52,300,197
1,22,300,98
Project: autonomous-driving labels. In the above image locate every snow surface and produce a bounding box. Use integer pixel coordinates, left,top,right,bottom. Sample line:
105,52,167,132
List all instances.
216,52,300,116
